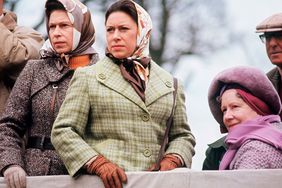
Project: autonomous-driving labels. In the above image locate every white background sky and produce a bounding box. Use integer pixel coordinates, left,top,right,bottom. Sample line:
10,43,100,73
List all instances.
11,0,282,170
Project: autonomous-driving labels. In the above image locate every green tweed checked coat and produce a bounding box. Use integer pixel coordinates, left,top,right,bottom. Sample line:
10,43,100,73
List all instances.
51,57,196,176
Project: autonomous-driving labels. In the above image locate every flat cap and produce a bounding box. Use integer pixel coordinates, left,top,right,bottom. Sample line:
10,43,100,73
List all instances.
208,66,281,133
256,12,282,33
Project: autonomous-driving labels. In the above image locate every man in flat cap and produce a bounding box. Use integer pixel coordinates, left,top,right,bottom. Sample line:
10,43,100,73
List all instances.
202,13,282,170
256,13,282,117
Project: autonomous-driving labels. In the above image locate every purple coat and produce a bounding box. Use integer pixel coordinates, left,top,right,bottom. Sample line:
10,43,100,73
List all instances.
230,139,282,169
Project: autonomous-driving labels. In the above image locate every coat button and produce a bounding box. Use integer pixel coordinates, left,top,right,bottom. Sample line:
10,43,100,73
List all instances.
141,114,150,122
143,148,151,157
98,73,106,80
165,81,172,88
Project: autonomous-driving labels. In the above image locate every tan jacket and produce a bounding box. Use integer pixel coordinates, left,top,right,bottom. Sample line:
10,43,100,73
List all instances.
0,10,44,114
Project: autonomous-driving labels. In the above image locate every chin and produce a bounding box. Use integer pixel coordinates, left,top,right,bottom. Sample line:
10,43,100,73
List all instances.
55,49,69,55
112,53,127,59
271,60,282,67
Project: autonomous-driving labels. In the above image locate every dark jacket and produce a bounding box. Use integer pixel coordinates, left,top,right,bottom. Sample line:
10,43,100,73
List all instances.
267,67,280,92
0,56,97,176
267,67,282,119
202,136,227,170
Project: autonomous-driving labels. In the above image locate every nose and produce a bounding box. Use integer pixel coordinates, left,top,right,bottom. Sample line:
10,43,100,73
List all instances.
267,36,278,46
53,26,62,36
113,30,121,40
223,109,234,122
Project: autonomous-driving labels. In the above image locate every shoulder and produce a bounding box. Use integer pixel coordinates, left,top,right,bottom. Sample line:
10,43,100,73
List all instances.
232,140,282,169
208,136,227,149
21,59,46,72
150,60,172,78
90,53,99,65
266,67,280,79
14,25,39,34
81,56,117,75
239,140,280,154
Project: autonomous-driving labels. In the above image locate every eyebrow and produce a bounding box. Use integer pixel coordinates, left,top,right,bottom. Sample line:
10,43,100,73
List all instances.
49,20,72,25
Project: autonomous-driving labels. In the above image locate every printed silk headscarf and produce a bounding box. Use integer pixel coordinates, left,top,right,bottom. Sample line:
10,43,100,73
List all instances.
106,0,153,102
40,0,96,70
219,115,282,170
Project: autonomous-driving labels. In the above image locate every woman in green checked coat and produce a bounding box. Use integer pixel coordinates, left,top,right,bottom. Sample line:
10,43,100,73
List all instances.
51,0,195,188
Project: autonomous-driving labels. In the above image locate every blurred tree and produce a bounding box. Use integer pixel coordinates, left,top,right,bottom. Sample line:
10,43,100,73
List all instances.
89,0,229,67
4,0,229,67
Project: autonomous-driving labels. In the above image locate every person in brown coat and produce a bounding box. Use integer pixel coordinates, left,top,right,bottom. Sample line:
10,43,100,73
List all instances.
0,0,98,188
0,0,44,115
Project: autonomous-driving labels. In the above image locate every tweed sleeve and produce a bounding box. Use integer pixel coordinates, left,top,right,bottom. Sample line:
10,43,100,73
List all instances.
0,60,37,173
165,79,196,168
51,67,98,176
0,22,43,73
231,140,282,169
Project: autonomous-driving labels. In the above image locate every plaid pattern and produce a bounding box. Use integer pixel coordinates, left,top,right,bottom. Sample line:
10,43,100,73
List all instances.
51,57,195,176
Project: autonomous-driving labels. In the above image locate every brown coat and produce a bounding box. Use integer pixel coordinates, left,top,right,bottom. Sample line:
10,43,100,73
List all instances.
0,55,98,176
0,10,44,114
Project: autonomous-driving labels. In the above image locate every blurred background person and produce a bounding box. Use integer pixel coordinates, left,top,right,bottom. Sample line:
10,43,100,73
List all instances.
0,0,98,188
51,0,195,188
0,0,44,115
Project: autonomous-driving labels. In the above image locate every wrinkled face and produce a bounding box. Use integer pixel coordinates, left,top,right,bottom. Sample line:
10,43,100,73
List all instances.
49,10,73,54
265,31,282,68
106,11,138,59
220,89,259,131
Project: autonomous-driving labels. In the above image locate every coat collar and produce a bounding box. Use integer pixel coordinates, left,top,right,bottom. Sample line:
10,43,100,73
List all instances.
44,55,97,82
267,67,281,91
95,57,174,111
44,58,71,83
30,59,72,97
31,56,97,97
145,60,174,106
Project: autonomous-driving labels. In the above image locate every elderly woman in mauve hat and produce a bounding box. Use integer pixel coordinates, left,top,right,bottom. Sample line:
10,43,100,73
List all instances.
202,13,282,171
208,66,282,170
0,0,98,188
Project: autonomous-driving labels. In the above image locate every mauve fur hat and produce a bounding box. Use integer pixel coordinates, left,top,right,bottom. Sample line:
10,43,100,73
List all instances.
208,66,281,133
